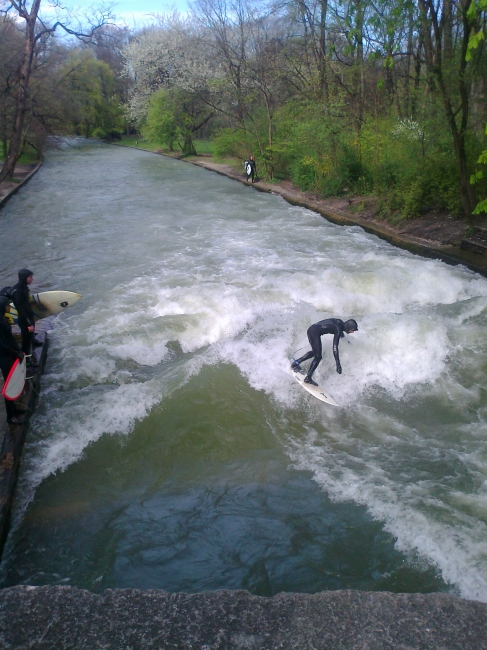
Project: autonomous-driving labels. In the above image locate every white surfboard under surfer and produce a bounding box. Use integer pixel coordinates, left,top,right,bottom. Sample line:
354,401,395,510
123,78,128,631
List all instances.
291,317,358,406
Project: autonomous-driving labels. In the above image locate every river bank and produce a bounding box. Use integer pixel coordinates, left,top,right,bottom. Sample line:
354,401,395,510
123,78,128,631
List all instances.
0,327,48,560
0,163,43,210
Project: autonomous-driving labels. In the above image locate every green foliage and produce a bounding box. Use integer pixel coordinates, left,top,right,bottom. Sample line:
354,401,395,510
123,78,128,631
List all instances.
213,128,258,165
61,50,125,139
92,127,123,142
388,158,461,218
142,89,179,151
471,163,487,215
213,95,472,218
141,87,211,156
467,0,487,60
467,5,487,214
0,142,40,164
470,124,487,214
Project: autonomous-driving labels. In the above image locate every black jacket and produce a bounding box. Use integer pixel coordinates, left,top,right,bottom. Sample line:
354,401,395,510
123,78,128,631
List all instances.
0,315,21,364
309,318,347,366
11,270,35,327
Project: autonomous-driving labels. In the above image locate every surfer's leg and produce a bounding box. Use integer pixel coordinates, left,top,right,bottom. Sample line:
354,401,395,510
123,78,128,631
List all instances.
294,350,314,365
304,327,322,384
4,398,15,422
304,356,321,385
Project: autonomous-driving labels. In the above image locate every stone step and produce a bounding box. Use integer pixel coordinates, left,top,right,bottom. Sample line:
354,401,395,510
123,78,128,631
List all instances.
461,238,487,255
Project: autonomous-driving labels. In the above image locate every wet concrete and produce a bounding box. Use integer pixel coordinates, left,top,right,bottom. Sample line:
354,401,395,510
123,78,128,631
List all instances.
0,585,486,649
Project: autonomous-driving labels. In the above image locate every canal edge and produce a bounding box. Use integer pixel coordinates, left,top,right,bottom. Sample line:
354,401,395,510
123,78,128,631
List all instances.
0,325,49,561
0,161,43,212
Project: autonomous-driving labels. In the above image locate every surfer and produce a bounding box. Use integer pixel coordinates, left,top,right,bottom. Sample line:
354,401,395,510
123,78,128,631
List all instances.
11,269,37,368
291,318,358,385
245,155,257,183
0,296,25,424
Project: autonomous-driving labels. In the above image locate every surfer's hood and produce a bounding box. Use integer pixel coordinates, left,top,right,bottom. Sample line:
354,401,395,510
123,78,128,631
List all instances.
18,269,33,283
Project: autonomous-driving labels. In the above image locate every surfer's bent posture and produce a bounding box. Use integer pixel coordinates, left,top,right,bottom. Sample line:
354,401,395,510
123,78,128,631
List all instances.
0,296,25,424
11,269,36,364
291,318,358,385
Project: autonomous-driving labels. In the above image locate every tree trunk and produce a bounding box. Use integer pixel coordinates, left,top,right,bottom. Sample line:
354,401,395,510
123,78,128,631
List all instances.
182,133,196,156
354,0,365,133
418,0,476,217
319,0,329,107
0,0,41,183
1,103,8,161
404,7,414,117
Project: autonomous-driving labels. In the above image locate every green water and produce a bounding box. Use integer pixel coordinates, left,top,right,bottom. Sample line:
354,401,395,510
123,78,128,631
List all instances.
1,143,486,600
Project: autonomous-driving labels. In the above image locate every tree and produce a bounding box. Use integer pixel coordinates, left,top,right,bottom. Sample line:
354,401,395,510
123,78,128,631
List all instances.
0,16,24,158
418,0,485,216
468,0,487,214
194,0,296,177
143,87,213,155
123,15,217,153
143,89,178,150
0,0,114,182
59,49,125,140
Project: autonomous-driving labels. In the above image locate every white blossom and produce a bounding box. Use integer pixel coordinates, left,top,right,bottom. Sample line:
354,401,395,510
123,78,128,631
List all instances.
123,18,221,124
392,118,425,141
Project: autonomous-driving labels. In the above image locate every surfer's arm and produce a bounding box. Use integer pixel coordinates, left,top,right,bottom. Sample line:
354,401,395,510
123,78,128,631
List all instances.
25,298,35,328
332,328,342,374
13,288,35,327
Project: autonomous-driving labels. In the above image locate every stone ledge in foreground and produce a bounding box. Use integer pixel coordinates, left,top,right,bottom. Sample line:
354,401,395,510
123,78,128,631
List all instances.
0,586,486,649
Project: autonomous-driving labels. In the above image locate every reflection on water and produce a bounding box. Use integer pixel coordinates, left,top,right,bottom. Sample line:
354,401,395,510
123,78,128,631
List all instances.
0,144,486,600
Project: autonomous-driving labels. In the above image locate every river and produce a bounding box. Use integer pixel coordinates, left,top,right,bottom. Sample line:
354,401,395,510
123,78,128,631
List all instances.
0,142,486,600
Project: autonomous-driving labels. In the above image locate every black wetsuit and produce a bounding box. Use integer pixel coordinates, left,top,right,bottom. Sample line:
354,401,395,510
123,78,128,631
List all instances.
11,270,35,356
0,314,22,420
246,159,256,183
295,318,347,380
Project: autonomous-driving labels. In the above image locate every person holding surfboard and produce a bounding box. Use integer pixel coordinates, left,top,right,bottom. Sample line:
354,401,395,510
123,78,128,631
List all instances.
291,318,358,385
11,269,37,368
244,156,257,183
0,296,25,424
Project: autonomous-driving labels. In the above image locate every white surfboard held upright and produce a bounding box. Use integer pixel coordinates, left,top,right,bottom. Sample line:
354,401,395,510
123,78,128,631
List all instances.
8,291,82,325
293,370,339,407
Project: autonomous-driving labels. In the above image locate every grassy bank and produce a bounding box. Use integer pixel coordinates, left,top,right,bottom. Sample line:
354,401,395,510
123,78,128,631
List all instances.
0,144,42,166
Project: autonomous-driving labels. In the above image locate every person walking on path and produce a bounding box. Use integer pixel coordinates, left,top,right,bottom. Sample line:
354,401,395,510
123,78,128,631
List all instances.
245,155,257,183
0,296,25,425
291,318,358,385
11,269,37,369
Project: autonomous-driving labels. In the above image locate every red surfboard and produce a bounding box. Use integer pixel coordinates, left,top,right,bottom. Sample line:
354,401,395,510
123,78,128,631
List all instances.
1,357,26,401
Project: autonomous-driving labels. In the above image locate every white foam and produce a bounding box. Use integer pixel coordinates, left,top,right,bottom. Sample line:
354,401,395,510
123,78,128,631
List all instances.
287,426,487,601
